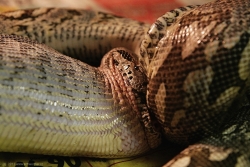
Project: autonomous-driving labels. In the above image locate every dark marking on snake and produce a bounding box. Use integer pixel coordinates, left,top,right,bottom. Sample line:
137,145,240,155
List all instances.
208,32,250,104
117,50,132,61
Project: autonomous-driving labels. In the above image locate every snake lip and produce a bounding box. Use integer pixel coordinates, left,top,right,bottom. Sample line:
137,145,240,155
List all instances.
99,47,162,149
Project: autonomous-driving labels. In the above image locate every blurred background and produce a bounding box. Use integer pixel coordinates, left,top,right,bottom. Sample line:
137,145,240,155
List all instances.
0,0,212,23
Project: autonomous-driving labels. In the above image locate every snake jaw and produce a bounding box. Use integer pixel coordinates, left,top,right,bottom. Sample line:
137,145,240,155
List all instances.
99,47,162,149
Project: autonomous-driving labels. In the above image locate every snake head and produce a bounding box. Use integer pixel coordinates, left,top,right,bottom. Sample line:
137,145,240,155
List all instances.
112,48,148,93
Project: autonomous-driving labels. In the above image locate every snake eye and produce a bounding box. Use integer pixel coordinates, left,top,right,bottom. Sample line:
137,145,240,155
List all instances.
134,66,139,70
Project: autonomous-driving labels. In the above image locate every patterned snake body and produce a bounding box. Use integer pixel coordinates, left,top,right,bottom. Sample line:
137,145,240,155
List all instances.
146,0,250,144
0,8,149,66
0,0,250,166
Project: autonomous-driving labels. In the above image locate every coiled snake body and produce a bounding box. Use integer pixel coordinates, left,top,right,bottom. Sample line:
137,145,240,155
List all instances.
0,0,250,166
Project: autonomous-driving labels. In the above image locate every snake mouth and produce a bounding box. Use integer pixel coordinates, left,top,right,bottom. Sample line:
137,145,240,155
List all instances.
99,47,162,149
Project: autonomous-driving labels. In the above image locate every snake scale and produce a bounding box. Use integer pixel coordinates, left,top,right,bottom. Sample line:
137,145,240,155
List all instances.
0,0,250,166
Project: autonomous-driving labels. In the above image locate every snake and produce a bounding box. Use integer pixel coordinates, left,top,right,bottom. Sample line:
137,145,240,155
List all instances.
0,0,250,166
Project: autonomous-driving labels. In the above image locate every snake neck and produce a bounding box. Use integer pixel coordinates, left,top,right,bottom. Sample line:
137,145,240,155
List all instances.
0,35,161,157
99,47,162,149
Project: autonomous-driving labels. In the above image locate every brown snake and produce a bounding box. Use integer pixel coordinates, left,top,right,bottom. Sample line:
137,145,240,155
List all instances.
0,0,250,166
